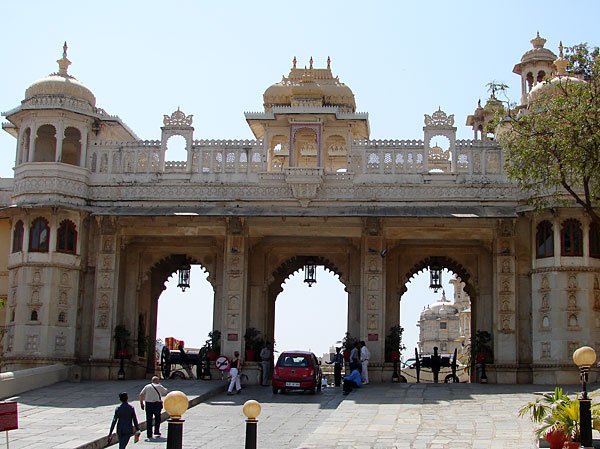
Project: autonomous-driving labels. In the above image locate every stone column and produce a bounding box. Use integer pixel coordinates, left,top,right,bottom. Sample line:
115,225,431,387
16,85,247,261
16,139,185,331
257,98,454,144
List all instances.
494,219,518,383
360,218,386,363
220,217,247,358
55,122,64,162
89,218,120,376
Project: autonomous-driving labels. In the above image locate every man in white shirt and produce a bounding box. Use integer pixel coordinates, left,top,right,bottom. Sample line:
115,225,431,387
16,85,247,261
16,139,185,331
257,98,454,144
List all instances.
360,340,371,384
139,376,168,440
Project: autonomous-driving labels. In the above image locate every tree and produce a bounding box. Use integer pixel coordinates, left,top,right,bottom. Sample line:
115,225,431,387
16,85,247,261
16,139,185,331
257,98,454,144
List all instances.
496,43,600,224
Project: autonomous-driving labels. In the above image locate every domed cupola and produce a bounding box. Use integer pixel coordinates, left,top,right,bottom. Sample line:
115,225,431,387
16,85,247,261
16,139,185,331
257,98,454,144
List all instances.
513,33,557,106
24,42,96,108
528,41,585,105
263,56,356,112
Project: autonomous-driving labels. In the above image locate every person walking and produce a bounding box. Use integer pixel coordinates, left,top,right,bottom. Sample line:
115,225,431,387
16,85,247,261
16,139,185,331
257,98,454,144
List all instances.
360,340,371,384
227,351,242,395
327,347,344,386
139,376,168,439
259,341,272,386
107,392,140,448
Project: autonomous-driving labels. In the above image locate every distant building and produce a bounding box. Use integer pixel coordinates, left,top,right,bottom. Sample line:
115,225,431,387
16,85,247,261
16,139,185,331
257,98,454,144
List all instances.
418,277,471,358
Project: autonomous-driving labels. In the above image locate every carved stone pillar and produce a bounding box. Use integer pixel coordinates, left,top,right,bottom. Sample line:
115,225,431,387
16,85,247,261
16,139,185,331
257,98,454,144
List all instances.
220,217,247,357
494,219,518,382
90,217,119,365
361,218,385,363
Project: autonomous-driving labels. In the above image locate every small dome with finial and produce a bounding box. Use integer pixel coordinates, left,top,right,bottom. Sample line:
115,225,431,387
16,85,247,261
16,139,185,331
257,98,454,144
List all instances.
24,42,96,107
528,41,585,104
513,32,556,75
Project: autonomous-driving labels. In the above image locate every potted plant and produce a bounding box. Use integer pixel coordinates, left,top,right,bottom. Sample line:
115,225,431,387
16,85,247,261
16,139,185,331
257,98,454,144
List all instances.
244,327,262,361
518,387,600,448
114,324,130,358
341,332,357,362
206,330,221,361
465,330,493,382
384,325,406,362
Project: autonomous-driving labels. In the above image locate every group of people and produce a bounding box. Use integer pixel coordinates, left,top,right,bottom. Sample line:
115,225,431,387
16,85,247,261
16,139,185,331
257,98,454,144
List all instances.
106,340,369,446
107,376,168,448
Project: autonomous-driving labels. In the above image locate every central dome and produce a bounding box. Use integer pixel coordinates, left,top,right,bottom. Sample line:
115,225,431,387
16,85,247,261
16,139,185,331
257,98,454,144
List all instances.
263,57,356,112
24,43,96,107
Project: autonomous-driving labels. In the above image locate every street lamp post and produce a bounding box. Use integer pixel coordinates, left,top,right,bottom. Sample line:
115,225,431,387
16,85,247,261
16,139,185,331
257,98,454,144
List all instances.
164,391,189,449
573,346,596,449
243,400,262,449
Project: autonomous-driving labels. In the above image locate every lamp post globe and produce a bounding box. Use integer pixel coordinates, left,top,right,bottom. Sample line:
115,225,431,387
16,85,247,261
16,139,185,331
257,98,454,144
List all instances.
164,391,189,420
573,345,596,448
573,345,596,369
243,400,261,420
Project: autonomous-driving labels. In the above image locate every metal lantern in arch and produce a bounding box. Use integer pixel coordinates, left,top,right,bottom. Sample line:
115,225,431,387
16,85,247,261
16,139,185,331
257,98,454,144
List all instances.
303,258,317,287
429,260,443,292
177,264,191,292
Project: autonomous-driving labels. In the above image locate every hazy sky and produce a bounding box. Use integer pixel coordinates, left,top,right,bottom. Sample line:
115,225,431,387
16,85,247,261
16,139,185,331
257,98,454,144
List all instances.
2,1,598,357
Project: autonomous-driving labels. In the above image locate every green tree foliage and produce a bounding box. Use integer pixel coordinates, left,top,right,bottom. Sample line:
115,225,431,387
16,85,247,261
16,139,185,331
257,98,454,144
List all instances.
496,43,600,224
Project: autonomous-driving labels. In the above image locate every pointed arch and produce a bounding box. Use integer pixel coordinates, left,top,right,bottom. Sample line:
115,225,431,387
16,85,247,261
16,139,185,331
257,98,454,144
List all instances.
401,256,474,299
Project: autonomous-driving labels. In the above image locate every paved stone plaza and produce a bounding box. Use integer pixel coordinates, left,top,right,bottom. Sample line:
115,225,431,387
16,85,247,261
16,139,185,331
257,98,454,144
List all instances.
4,379,595,449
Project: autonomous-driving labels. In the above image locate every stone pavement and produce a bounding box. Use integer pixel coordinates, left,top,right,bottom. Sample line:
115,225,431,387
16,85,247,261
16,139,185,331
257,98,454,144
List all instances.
2,379,598,449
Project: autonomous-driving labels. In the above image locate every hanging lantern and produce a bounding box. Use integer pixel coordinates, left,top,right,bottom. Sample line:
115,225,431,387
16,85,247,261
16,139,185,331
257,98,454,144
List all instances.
303,258,317,287
429,260,443,292
177,264,191,292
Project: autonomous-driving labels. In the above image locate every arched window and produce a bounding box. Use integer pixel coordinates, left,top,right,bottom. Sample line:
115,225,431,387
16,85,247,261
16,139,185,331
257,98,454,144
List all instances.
590,222,600,259
12,220,24,253
29,217,49,252
56,220,77,254
61,127,82,166
33,124,57,162
536,221,554,258
30,310,38,321
561,219,583,257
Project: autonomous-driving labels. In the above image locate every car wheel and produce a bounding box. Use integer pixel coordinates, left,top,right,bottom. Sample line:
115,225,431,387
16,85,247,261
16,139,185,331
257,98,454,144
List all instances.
272,387,279,394
170,371,185,380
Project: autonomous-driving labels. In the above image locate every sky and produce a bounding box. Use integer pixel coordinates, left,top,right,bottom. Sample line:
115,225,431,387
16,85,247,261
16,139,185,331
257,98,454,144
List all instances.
2,1,599,358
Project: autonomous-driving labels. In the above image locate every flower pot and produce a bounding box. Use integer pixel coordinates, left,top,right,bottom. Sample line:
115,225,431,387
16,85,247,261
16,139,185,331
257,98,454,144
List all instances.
562,442,580,449
544,429,568,449
245,349,256,361
207,350,218,362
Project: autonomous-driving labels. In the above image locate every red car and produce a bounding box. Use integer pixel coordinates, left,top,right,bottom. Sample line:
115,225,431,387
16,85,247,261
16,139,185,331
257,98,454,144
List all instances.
272,351,322,394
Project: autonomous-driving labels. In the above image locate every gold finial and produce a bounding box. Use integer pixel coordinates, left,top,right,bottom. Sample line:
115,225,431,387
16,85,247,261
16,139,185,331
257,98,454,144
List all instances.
327,56,331,69
554,41,568,76
292,56,297,69
309,56,313,69
559,41,564,58
57,41,72,76
531,31,546,49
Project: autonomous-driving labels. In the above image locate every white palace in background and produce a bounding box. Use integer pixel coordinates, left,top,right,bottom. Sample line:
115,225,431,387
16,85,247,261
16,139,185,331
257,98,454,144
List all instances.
0,34,599,384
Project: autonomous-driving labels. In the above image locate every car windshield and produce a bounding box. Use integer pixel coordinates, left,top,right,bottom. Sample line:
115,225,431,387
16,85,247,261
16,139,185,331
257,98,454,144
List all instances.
278,355,310,367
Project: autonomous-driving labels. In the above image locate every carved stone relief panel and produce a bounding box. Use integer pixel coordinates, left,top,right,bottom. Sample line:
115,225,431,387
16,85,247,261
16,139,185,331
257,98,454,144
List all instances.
30,289,40,305
11,268,18,287
567,273,577,290
368,313,378,330
229,274,242,291
26,334,39,351
227,313,239,330
567,293,579,311
567,313,579,329
55,334,66,352
541,275,549,291
60,271,69,286
541,341,551,359
228,295,240,310
98,294,109,309
97,313,108,329
58,291,68,306
102,236,114,252
541,315,550,330
368,256,379,273
367,295,377,310
32,270,41,284
367,275,380,291
501,258,511,273
540,293,549,311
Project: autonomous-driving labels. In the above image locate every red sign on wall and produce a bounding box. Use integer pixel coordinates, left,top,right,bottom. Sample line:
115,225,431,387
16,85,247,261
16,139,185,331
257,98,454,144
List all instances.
0,402,18,432
367,333,378,341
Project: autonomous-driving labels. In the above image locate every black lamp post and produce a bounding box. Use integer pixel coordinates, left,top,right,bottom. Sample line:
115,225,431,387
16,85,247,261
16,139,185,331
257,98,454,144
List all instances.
429,260,442,292
573,346,596,448
243,400,261,449
177,264,191,292
164,391,189,449
303,258,317,287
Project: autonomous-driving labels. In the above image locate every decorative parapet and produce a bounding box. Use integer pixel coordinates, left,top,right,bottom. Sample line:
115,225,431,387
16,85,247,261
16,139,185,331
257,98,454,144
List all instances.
284,167,323,207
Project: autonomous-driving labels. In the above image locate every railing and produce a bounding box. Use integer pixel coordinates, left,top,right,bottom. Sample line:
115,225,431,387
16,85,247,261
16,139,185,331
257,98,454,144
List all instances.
88,138,503,178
